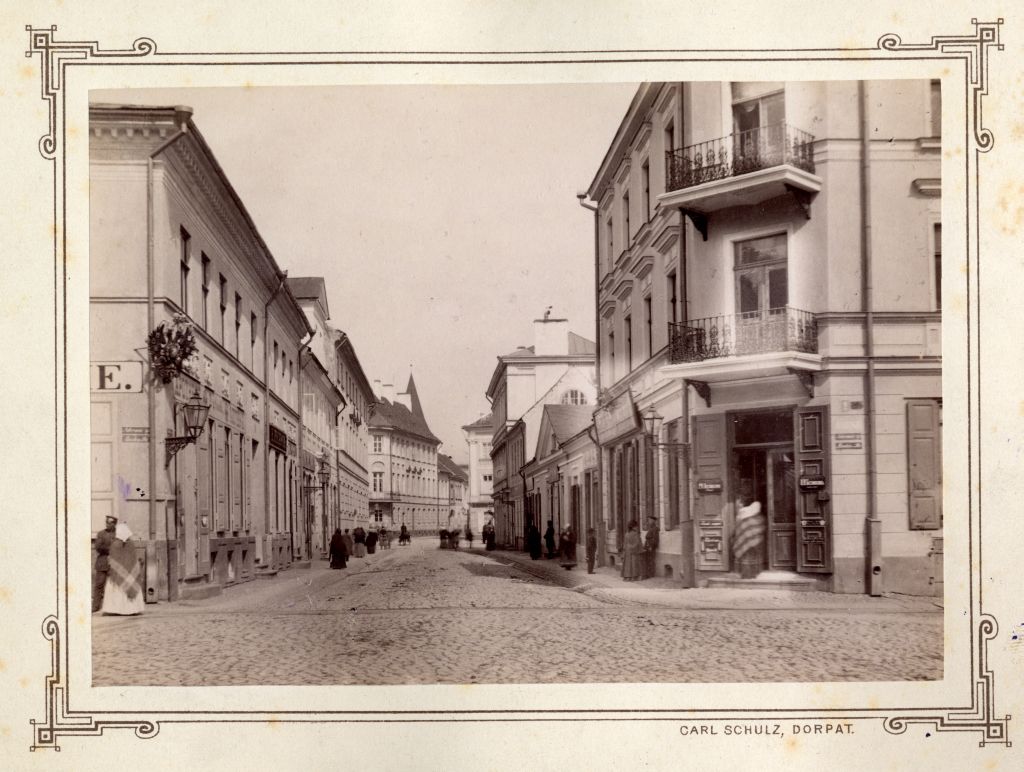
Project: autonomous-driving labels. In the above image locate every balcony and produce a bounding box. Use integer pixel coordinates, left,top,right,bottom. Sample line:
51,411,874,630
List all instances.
661,307,821,386
659,124,821,229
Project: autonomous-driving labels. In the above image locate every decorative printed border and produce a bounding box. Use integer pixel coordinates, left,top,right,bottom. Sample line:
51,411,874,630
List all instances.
24,18,1008,753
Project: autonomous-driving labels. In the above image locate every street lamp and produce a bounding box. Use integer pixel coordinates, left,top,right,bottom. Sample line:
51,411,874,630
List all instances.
641,405,690,460
165,391,211,465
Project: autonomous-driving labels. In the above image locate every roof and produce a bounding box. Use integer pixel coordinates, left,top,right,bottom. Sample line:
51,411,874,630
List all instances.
486,332,597,399
437,454,468,482
543,405,595,445
286,276,330,319
367,374,439,444
568,332,596,355
461,412,494,432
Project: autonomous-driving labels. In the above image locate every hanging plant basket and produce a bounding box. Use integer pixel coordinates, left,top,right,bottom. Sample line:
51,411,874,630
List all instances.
147,314,198,384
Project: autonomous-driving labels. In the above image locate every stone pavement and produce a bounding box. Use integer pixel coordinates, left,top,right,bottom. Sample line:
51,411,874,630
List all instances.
92,540,942,686
470,547,944,613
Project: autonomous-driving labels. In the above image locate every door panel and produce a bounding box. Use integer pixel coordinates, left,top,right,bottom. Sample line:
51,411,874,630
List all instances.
693,414,729,571
794,406,832,573
767,448,796,570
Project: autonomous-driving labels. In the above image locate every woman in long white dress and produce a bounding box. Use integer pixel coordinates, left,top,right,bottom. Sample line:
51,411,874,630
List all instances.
101,523,145,615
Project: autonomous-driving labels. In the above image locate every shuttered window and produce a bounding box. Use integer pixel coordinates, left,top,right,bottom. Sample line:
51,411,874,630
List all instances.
907,399,942,530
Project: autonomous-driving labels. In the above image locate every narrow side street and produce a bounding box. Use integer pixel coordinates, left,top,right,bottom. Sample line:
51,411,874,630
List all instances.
93,542,942,686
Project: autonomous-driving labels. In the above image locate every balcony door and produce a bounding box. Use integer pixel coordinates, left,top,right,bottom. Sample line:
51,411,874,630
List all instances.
735,233,788,354
732,88,785,171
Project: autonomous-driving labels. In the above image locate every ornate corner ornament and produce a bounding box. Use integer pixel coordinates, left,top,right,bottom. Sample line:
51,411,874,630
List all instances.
22,18,1008,754
25,25,156,160
878,18,1003,151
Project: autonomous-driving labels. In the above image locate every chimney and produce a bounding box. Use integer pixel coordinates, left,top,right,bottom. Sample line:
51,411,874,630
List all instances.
373,378,382,398
381,381,395,402
533,314,570,356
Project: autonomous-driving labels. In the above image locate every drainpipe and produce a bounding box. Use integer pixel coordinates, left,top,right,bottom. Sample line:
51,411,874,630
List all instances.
577,191,605,566
859,81,881,596
262,271,287,565
295,329,315,561
678,211,695,588
146,106,191,601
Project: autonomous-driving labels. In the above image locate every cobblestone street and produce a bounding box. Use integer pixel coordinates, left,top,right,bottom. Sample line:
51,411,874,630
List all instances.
92,541,942,686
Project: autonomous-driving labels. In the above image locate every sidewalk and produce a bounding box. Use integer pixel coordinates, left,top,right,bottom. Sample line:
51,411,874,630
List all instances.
470,547,944,614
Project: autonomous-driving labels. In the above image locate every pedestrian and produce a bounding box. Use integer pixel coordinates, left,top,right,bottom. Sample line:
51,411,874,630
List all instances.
544,520,557,559
93,515,117,613
399,523,410,545
559,525,577,570
366,529,378,555
379,526,389,549
733,493,766,579
585,527,598,574
465,525,474,548
101,522,144,616
342,528,355,558
353,526,367,558
643,516,659,580
621,520,643,581
526,523,542,560
329,528,348,569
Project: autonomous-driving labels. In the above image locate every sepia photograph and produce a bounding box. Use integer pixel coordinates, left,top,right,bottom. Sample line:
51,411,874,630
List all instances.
89,79,944,686
4,3,1021,768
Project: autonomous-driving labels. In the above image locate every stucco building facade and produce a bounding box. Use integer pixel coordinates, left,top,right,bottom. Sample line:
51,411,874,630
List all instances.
584,80,942,594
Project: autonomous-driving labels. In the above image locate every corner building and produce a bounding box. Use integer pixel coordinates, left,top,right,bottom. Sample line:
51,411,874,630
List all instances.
586,81,942,594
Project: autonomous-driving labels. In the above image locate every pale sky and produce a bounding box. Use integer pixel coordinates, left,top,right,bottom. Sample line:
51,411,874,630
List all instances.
93,84,638,463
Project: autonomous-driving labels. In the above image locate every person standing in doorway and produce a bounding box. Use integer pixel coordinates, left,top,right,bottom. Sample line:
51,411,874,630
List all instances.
93,516,117,613
544,520,557,559
643,516,659,580
621,521,643,581
585,527,598,574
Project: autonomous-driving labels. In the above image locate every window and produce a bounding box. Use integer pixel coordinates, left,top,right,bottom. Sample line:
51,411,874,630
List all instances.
483,474,493,483
179,228,191,315
734,233,788,316
664,120,674,155
624,314,633,367
373,435,382,453
560,389,587,406
608,330,615,377
218,274,227,344
641,160,650,222
250,312,257,367
644,295,653,357
667,271,678,326
933,222,942,310
929,79,941,137
665,419,681,529
201,253,210,330
373,508,383,523
372,472,383,492
622,191,630,245
606,216,614,270
234,292,241,359
272,341,279,389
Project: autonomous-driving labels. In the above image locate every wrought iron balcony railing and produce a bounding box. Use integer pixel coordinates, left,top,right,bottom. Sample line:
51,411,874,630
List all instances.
668,307,818,364
666,123,816,191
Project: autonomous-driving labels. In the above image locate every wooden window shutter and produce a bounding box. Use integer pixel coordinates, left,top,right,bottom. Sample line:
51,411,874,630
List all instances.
907,400,942,530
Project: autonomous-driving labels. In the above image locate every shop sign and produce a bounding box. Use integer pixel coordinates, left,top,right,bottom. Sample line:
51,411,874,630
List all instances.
697,478,723,494
269,424,288,452
91,361,143,392
799,474,827,491
593,391,639,444
834,432,863,450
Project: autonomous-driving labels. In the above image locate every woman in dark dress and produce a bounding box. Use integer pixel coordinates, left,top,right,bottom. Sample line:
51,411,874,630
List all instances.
329,528,348,569
544,520,557,559
527,524,543,560
365,529,378,554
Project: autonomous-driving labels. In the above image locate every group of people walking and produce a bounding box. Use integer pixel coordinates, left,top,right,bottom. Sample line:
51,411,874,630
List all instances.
329,524,409,569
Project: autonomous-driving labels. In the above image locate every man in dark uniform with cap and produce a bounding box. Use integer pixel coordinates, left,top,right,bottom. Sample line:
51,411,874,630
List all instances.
93,516,117,612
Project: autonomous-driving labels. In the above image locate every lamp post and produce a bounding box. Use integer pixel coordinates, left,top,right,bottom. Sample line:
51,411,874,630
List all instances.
165,391,211,465
641,405,690,460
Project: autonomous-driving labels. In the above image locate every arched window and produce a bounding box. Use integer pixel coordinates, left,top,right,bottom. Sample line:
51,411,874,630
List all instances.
561,389,587,406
